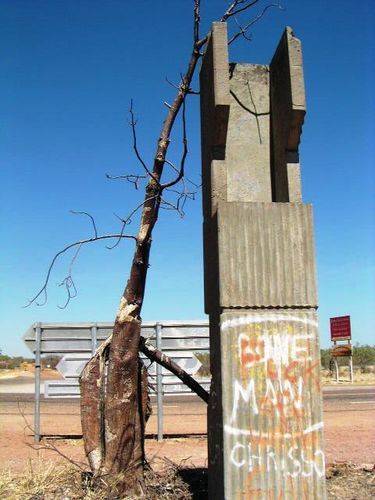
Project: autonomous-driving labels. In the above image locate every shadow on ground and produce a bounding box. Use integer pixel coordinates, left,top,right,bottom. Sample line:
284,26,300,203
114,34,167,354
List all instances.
178,467,208,499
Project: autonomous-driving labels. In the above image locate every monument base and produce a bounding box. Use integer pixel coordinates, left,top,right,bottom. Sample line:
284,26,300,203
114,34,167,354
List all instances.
209,309,326,499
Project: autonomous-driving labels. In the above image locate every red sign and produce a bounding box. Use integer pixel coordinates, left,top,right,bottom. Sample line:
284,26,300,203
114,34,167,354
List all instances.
330,315,351,340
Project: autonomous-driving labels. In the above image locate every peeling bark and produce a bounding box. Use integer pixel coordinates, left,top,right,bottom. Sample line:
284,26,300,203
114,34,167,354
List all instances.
80,327,150,488
80,336,112,472
80,332,208,476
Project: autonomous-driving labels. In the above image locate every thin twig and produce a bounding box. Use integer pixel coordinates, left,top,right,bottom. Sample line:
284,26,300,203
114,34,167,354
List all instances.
228,2,283,45
18,402,88,471
106,173,147,190
222,0,261,21
108,195,158,250
70,211,98,238
25,234,136,307
58,243,82,309
161,99,188,189
129,99,160,185
164,159,200,188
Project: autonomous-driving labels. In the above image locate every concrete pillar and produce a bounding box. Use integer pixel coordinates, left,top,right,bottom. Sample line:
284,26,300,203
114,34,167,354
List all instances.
200,23,326,499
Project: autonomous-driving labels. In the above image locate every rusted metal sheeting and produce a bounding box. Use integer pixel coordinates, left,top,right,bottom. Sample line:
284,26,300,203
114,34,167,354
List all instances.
218,202,317,308
220,309,326,499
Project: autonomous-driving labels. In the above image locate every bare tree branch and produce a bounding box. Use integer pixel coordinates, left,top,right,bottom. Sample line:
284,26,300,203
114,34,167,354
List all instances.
195,1,264,54
166,75,199,96
106,173,147,190
24,234,136,308
159,197,185,217
232,15,254,42
108,194,158,250
228,2,283,44
165,186,196,216
57,242,81,309
164,159,201,188
18,402,88,471
165,76,180,91
140,337,209,404
70,210,98,238
161,99,188,189
129,99,160,185
221,0,261,21
194,0,201,43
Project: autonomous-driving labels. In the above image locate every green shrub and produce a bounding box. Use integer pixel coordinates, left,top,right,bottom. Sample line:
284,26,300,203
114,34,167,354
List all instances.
352,344,375,373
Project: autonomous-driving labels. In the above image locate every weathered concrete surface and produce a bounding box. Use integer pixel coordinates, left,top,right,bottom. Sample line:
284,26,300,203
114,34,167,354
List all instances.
270,26,306,202
200,22,325,499
200,22,230,221
200,23,230,319
217,202,317,308
227,64,272,203
220,309,325,499
286,151,302,202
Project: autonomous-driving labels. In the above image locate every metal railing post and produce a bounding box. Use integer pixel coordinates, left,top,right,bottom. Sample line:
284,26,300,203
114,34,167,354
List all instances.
91,323,98,356
34,323,42,442
334,358,339,382
156,322,163,441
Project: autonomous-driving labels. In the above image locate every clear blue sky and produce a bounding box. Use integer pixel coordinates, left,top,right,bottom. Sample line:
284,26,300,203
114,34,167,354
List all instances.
1,0,374,356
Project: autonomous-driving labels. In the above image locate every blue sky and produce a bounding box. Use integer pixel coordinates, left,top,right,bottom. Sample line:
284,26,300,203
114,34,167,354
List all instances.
1,0,374,356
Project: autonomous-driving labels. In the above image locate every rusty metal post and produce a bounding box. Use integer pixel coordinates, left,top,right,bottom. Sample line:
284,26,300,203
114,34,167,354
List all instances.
200,23,326,499
334,358,339,382
156,322,163,441
349,356,354,383
91,323,97,356
34,323,42,443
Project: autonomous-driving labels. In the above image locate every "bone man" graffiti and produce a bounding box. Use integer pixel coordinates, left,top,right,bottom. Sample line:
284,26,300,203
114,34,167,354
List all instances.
222,314,325,491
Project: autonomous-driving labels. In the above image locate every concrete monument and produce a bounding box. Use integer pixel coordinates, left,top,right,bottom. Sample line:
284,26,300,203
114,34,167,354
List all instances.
200,23,326,499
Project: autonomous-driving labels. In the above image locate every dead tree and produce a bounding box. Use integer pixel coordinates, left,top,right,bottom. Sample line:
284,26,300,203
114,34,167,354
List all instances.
27,0,282,493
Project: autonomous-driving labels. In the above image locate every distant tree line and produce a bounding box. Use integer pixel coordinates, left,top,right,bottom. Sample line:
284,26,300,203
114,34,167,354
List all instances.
2,345,374,374
195,344,375,377
0,353,60,370
321,344,375,373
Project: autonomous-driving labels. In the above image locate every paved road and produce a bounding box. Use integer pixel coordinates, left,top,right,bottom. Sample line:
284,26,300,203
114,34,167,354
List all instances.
1,384,374,406
1,385,374,457
322,385,375,404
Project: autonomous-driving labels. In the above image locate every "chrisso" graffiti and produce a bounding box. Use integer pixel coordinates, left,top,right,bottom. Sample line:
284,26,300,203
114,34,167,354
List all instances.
229,442,325,478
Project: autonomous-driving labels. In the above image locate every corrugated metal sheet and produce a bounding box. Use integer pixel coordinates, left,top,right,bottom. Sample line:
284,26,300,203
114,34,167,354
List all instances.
219,309,325,499
23,322,210,398
217,202,317,308
45,379,211,398
23,321,209,354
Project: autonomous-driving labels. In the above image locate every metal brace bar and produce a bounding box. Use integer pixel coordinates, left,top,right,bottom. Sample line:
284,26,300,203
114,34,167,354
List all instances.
34,323,42,442
156,322,163,441
91,323,98,355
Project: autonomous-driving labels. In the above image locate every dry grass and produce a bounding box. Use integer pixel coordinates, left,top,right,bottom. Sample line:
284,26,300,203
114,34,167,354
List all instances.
326,463,375,499
0,461,86,499
0,459,207,499
0,460,373,499
322,368,375,385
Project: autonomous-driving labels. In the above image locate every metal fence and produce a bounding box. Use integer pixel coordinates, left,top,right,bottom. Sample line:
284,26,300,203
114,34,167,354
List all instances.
23,321,210,441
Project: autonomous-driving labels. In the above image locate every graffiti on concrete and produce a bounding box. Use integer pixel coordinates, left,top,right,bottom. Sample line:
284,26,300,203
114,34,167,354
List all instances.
222,314,325,483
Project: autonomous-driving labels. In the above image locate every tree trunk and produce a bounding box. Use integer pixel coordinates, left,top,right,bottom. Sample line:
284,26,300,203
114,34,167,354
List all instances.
80,320,151,492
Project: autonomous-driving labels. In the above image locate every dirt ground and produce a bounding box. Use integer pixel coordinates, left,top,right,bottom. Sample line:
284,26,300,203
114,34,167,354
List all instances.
0,390,374,473
0,373,374,498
